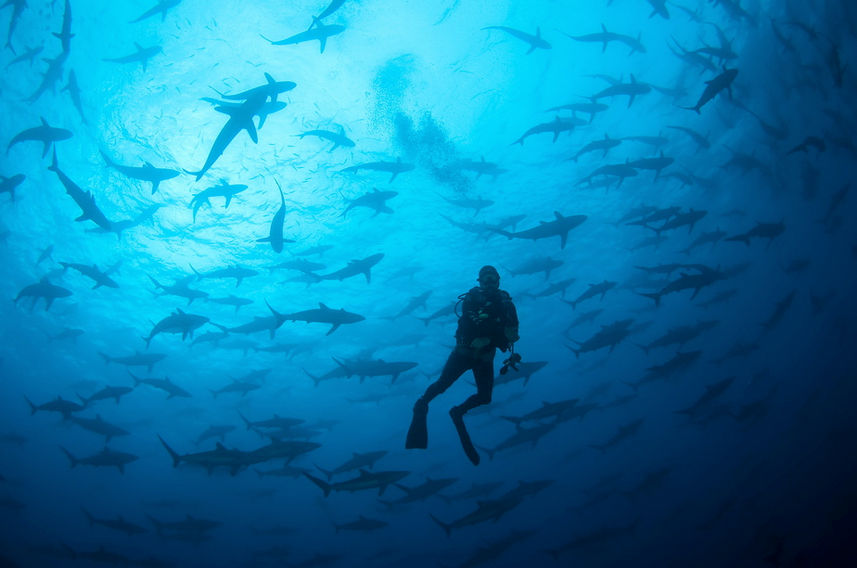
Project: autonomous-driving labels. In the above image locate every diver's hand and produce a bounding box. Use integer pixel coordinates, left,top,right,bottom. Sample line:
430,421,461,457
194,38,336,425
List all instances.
504,326,519,344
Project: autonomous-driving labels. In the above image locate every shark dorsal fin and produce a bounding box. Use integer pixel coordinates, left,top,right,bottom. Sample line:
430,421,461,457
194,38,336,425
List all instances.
40,116,49,126
216,443,226,450
601,23,607,33
134,42,143,51
265,72,275,84
554,211,563,220
319,302,329,310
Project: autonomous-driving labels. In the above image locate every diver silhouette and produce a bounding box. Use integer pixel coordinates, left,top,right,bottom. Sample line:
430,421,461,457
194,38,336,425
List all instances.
406,265,519,465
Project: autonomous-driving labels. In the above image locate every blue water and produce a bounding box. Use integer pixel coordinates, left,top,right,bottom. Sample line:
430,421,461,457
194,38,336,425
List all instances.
2,0,856,566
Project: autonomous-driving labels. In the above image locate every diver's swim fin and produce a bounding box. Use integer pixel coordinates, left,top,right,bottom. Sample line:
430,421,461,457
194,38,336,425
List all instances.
405,400,428,449
450,406,480,466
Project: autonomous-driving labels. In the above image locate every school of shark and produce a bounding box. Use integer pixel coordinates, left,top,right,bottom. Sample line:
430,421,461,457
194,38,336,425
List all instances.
1,0,856,566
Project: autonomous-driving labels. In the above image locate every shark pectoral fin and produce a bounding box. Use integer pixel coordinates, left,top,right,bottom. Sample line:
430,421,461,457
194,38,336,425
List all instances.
246,121,258,143
319,37,327,54
326,324,340,336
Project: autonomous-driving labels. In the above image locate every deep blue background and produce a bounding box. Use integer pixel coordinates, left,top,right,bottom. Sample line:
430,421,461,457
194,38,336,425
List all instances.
1,1,856,566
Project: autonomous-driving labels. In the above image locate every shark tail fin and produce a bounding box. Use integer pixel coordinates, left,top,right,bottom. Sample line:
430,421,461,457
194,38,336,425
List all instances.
429,514,453,538
59,446,78,468
157,435,181,467
48,147,60,173
303,472,332,497
303,368,322,387
315,463,335,481
24,396,37,415
638,292,661,306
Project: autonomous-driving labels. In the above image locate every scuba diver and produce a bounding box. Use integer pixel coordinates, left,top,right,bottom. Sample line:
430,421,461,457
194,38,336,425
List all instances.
406,265,520,465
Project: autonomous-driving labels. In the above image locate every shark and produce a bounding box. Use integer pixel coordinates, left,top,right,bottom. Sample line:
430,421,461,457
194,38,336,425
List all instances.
206,295,252,313
264,16,344,53
625,351,702,390
190,264,258,287
379,477,459,508
627,151,674,180
59,262,119,288
102,43,163,71
591,75,651,107
129,0,182,23
684,68,738,113
129,372,191,398
144,309,210,347
314,450,388,480
279,303,365,335
77,385,134,406
430,495,523,536
25,52,68,103
189,181,247,222
209,380,260,398
725,221,785,248
299,127,354,151
81,508,147,536
318,253,384,283
303,469,410,497
567,280,616,310
340,158,413,182
100,151,179,194
563,24,645,54
148,275,209,305
494,211,587,249
68,414,129,442
5,44,42,67
212,72,296,104
24,395,84,418
63,70,87,123
201,96,286,129
7,117,72,157
589,418,644,451
216,302,287,339
186,91,268,181
332,358,418,383
482,25,551,54
99,351,166,372
257,182,294,253
512,115,582,145
0,174,25,201
54,0,74,53
456,156,508,178
60,446,139,474
14,278,72,311
568,319,634,357
2,0,26,50
158,436,248,476
572,134,622,162
639,266,727,306
342,188,397,217
48,149,114,232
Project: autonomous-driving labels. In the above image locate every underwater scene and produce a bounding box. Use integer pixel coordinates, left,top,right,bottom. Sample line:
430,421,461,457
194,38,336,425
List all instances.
1,0,856,566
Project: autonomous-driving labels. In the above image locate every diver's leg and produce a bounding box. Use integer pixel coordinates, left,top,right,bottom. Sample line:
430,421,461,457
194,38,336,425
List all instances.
454,354,495,414
450,352,495,465
407,348,468,450
417,348,470,409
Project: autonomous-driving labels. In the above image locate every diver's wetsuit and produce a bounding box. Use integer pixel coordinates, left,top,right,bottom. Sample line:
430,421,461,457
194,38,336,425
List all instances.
418,285,518,414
